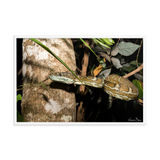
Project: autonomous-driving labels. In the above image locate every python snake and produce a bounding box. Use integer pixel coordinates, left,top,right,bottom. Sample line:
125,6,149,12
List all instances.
49,72,139,101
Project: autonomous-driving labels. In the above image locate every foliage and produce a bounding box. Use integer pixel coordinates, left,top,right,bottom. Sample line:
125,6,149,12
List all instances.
17,94,22,102
16,94,25,122
118,41,140,56
132,79,143,99
92,38,115,49
94,41,140,76
80,38,143,101
17,111,25,122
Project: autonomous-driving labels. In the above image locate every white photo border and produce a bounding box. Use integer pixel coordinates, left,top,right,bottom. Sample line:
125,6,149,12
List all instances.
11,32,149,127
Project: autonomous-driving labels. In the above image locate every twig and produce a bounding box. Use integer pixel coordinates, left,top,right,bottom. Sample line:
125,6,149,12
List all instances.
77,40,90,122
123,63,143,78
18,68,22,76
76,67,82,73
137,99,143,105
17,78,49,91
77,101,83,122
135,39,138,44
136,39,143,68
79,39,89,92
115,39,120,48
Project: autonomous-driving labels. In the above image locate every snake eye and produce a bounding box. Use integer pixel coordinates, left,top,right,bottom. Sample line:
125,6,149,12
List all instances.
57,73,61,76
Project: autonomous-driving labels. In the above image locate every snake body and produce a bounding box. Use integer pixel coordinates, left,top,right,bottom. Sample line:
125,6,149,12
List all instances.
49,72,139,101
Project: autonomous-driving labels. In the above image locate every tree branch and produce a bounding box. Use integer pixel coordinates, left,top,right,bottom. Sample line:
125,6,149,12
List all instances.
123,63,143,78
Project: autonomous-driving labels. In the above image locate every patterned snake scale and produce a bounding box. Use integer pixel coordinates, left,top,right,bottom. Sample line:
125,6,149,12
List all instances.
49,72,139,101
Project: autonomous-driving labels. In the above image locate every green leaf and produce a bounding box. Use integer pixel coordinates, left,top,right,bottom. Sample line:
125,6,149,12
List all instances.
93,38,111,49
121,69,126,76
122,66,136,72
99,38,115,46
101,63,106,68
40,82,52,97
17,111,25,122
17,94,22,102
130,60,141,67
108,38,115,44
40,82,48,92
118,41,140,56
132,79,143,99
111,57,122,69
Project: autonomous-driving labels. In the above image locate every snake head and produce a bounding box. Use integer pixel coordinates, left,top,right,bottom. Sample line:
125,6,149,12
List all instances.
49,72,75,84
